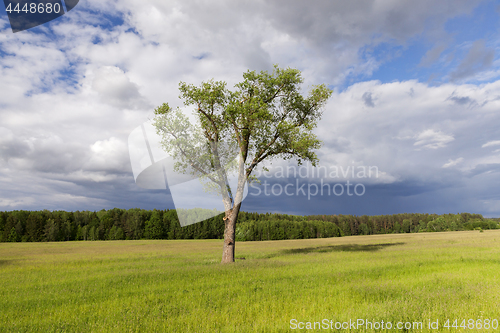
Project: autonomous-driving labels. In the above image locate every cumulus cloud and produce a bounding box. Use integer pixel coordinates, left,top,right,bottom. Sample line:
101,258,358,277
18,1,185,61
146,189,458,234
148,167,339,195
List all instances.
84,0,485,86
316,79,500,205
92,66,151,109
414,129,455,149
84,137,130,173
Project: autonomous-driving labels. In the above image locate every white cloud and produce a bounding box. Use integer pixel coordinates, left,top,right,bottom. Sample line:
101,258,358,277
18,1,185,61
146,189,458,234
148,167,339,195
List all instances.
317,79,500,189
482,140,500,148
0,197,36,208
92,66,151,109
414,129,455,149
442,157,464,168
85,137,130,173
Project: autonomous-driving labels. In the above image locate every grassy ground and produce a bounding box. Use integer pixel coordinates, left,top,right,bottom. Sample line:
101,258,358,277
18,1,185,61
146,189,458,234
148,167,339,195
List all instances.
0,230,499,332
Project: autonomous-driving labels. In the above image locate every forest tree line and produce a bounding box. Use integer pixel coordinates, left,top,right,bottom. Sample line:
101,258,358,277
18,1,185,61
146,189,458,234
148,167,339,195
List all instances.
0,208,498,243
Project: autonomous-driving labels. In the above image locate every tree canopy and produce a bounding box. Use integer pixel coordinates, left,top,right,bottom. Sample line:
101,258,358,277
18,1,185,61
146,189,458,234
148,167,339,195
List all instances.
154,65,333,262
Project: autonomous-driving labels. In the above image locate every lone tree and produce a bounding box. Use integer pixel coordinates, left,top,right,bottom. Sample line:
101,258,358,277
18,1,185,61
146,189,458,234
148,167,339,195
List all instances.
154,65,332,263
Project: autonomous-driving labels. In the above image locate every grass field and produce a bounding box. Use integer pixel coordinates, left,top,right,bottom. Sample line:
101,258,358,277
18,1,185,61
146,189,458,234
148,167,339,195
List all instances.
1,230,500,332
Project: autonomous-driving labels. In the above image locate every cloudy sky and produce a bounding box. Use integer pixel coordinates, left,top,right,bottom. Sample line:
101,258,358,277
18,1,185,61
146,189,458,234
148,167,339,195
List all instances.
1,0,500,217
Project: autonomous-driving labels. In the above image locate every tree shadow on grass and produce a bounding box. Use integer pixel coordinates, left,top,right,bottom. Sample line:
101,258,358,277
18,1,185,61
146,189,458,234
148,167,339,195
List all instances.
265,242,405,259
0,260,17,267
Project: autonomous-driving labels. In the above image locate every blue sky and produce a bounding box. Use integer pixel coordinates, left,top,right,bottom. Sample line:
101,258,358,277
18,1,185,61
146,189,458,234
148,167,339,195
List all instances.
1,0,500,217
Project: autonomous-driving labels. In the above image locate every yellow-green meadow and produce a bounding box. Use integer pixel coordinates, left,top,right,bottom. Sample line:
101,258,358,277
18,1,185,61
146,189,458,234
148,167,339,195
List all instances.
1,230,499,332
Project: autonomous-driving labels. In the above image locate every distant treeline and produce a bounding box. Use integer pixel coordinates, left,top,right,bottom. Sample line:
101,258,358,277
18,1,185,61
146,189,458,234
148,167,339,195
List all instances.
0,208,498,243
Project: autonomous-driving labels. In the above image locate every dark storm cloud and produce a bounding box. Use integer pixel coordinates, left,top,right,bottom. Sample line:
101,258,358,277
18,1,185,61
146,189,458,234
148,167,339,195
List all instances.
240,177,465,217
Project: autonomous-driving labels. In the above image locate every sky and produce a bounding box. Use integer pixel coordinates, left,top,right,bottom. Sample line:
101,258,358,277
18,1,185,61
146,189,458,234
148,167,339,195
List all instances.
1,0,500,217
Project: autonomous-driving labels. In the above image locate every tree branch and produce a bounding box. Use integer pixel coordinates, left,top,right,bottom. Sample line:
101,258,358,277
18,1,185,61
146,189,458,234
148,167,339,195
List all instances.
197,104,219,141
264,82,285,104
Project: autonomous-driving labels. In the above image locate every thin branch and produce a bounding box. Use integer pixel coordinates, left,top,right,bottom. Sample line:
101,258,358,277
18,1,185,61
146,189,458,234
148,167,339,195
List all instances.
165,130,219,183
197,104,219,141
264,82,285,104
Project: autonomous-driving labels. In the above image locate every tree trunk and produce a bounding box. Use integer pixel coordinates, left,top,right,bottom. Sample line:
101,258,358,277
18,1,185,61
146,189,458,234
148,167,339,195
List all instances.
221,202,242,263
221,151,246,263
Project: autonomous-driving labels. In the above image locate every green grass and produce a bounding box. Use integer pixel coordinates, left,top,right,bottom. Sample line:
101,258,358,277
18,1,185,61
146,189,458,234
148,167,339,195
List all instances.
1,231,500,332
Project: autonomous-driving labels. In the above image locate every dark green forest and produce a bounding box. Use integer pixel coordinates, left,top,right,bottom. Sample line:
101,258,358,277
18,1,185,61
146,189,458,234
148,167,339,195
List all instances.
0,208,498,243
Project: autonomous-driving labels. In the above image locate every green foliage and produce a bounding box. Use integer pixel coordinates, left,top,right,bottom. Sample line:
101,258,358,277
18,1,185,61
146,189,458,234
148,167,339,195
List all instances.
156,66,334,175
88,226,97,241
235,219,341,241
359,223,370,235
464,218,495,231
144,211,164,239
7,227,19,242
418,220,427,232
108,226,125,240
0,212,4,236
402,219,411,233
0,209,497,243
44,219,58,242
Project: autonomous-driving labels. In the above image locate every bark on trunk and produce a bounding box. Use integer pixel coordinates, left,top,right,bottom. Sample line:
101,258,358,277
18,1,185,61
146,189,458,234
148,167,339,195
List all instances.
221,151,246,263
221,202,241,263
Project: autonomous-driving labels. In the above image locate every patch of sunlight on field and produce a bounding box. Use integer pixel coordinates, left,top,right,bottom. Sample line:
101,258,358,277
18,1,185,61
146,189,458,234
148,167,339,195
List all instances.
1,231,500,332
